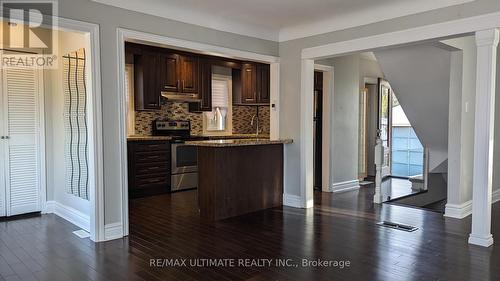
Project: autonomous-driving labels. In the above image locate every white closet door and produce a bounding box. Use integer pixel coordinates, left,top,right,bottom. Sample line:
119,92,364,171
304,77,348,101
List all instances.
2,67,43,216
0,59,5,217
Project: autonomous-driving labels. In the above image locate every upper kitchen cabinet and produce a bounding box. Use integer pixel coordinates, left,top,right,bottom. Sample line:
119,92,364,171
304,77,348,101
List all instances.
160,53,181,92
233,62,270,105
189,59,212,112
179,55,199,94
257,63,270,103
160,53,200,99
133,51,162,110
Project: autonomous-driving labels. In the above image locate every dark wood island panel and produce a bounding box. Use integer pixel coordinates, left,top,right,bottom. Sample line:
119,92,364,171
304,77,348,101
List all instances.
197,144,284,220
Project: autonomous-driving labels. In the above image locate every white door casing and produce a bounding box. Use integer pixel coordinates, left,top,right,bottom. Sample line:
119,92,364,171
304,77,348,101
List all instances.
1,65,44,216
0,57,4,217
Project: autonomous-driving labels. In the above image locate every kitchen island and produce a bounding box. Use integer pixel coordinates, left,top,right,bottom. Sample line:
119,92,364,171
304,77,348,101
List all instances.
185,139,292,221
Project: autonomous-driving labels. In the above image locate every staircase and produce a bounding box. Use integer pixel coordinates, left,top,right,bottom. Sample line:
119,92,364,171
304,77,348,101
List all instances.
374,43,452,173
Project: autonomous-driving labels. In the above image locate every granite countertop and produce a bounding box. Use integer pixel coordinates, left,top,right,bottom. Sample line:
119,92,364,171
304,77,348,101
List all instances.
127,135,173,141
127,134,270,141
185,138,293,147
195,134,270,139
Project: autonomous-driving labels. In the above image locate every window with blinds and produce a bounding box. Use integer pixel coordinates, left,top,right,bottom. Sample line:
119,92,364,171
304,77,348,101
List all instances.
204,75,232,132
211,79,229,108
63,48,89,200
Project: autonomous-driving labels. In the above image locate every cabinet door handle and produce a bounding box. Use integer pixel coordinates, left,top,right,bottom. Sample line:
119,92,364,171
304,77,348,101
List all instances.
0,136,4,139
182,80,185,90
177,80,180,89
5,136,9,139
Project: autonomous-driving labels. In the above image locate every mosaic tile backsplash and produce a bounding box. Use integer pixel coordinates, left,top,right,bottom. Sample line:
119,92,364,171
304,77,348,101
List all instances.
135,102,202,135
233,106,270,135
135,102,270,136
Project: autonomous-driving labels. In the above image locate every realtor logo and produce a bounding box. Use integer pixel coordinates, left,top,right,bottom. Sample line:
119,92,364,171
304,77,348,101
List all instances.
1,0,58,68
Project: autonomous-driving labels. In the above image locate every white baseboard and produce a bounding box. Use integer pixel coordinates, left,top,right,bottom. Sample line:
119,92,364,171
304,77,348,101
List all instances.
104,222,123,241
444,201,472,219
444,189,500,219
329,180,360,193
42,201,55,214
283,193,312,208
44,201,90,231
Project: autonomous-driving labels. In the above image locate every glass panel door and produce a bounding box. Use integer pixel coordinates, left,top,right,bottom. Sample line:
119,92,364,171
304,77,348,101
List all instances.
378,79,392,178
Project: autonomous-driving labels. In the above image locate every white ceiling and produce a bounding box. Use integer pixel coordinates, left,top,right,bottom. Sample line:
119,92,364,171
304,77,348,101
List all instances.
93,0,474,42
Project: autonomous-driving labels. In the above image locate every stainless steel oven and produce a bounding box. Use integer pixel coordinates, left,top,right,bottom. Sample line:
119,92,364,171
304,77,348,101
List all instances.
171,141,198,191
152,119,201,192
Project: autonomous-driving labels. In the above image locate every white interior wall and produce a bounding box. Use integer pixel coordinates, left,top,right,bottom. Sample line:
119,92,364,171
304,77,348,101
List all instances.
45,30,91,218
441,36,477,209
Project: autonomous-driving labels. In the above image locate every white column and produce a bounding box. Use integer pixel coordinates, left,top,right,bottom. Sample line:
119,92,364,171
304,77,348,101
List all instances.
469,29,499,247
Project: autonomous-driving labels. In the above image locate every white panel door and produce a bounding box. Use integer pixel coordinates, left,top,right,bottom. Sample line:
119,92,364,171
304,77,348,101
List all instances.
2,66,43,216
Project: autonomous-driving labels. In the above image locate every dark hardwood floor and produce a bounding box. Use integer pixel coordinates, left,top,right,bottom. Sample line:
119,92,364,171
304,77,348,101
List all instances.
1,184,500,280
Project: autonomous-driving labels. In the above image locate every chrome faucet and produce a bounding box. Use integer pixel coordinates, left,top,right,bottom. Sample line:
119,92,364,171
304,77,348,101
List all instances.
250,114,260,136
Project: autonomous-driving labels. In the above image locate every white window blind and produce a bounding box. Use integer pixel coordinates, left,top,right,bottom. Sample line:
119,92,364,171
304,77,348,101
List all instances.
211,79,229,108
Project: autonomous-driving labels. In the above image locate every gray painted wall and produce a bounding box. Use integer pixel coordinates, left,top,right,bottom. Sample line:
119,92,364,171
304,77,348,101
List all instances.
279,0,500,198
56,0,278,225
330,55,360,184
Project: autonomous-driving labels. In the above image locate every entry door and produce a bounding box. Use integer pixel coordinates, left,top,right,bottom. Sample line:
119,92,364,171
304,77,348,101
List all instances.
0,55,44,216
378,78,392,178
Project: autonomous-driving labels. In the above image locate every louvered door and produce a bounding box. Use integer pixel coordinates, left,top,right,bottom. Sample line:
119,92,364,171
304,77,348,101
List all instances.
1,64,43,216
0,57,5,217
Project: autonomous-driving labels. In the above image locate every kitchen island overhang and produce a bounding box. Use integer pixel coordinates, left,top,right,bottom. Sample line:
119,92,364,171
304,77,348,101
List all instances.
185,139,293,221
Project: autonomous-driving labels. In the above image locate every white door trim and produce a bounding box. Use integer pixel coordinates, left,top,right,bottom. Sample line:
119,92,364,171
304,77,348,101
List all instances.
313,64,334,194
117,28,280,238
298,12,500,209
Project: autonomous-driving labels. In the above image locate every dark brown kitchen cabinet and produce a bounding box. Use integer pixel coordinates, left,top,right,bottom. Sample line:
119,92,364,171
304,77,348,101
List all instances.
257,63,270,103
160,53,181,92
241,63,257,103
189,59,212,112
160,53,199,96
128,140,171,198
233,62,270,105
134,52,161,110
180,56,199,93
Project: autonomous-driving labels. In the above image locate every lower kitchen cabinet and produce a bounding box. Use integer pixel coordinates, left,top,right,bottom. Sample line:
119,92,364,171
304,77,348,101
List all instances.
127,141,171,197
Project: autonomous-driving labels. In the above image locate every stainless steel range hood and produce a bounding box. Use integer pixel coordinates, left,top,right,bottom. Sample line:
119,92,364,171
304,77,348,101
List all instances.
161,92,201,102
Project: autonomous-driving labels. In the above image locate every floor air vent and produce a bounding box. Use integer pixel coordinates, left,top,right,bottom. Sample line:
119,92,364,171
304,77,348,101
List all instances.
377,221,418,232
